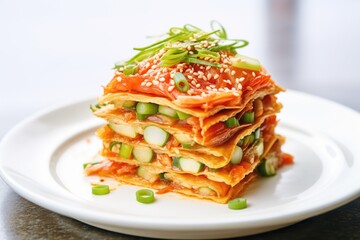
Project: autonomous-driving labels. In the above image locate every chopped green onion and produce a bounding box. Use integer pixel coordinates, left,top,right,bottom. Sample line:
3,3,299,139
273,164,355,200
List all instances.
143,126,170,147
136,189,155,204
254,128,261,139
122,100,137,109
123,64,137,76
243,133,255,146
120,143,133,159
172,157,181,169
230,54,261,71
159,172,171,183
240,112,255,123
136,113,148,120
230,146,243,164
228,198,247,210
109,141,121,152
136,102,158,115
176,110,191,120
225,117,240,127
181,142,192,149
92,185,110,195
158,105,178,119
257,158,276,177
173,72,190,92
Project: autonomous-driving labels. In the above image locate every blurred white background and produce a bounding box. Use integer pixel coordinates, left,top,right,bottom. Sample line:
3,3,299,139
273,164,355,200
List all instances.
1,0,359,137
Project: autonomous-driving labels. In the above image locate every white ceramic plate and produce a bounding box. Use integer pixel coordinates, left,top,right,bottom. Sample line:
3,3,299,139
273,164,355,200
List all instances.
0,90,359,239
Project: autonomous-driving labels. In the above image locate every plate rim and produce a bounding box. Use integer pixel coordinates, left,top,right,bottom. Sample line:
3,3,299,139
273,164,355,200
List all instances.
0,89,360,236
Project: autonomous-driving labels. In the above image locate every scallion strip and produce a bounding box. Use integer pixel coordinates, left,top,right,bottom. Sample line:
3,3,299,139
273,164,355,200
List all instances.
136,189,155,204
197,49,220,62
92,185,110,195
184,57,222,68
228,198,247,210
133,32,184,51
183,24,202,32
210,20,227,39
123,64,137,76
231,39,249,49
173,72,190,92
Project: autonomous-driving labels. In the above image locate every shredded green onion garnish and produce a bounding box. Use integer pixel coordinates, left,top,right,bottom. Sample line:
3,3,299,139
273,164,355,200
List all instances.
228,198,247,210
92,185,110,195
173,72,190,92
210,20,227,39
83,162,100,169
113,22,249,70
136,189,155,204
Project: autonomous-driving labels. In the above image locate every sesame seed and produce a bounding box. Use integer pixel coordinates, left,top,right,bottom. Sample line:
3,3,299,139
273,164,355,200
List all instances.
239,77,245,82
145,62,150,68
168,85,175,92
207,73,212,79
191,80,197,85
206,86,212,90
238,83,243,89
203,76,207,81
233,92,240,96
152,80,159,85
231,70,236,76
159,77,166,82
220,68,224,73
214,74,219,79
252,72,256,77
146,82,152,87
116,76,122,82
193,72,199,76
206,66,211,71
196,83,200,88
188,75,193,80
204,57,210,61
210,84,216,88
242,71,248,75
141,82,146,86
198,71,204,76
224,68,231,74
